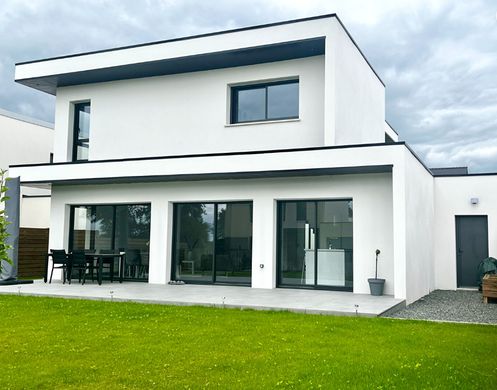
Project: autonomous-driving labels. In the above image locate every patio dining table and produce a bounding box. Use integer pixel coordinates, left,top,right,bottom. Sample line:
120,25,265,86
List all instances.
43,252,126,285
85,252,126,285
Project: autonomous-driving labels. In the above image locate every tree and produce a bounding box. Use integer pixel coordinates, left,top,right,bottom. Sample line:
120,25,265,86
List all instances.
0,168,13,273
179,204,211,253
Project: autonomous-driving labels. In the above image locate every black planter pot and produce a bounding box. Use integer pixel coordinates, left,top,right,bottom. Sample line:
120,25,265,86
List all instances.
368,278,385,296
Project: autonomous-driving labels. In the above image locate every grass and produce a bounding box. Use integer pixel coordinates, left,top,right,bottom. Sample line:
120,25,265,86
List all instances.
0,295,496,389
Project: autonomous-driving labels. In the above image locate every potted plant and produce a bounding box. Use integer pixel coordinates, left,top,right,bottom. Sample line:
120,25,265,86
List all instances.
368,249,385,296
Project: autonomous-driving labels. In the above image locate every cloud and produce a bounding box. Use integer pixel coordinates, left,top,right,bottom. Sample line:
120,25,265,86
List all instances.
1,0,497,172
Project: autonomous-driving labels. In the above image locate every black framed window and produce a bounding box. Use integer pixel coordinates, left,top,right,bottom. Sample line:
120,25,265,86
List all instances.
231,79,299,123
172,202,253,285
72,102,91,161
277,200,353,291
69,204,151,281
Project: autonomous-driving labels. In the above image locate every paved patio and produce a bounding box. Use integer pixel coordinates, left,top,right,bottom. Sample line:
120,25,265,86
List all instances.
0,280,405,317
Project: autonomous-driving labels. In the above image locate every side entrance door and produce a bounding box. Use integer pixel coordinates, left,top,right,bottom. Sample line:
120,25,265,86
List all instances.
455,216,488,287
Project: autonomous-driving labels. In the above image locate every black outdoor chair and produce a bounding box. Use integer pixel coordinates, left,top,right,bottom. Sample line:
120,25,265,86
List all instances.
125,249,145,279
99,249,118,282
84,249,97,281
68,250,91,285
49,249,69,284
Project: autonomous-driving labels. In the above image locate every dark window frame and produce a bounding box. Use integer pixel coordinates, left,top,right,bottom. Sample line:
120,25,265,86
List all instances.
68,203,151,282
171,201,253,286
230,79,299,124
72,102,91,162
276,199,354,292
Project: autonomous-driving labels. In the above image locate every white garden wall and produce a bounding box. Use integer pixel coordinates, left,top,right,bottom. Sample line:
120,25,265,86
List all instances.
404,151,434,303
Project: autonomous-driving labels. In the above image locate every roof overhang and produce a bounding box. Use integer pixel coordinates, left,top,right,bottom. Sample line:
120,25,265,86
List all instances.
15,13,384,95
25,165,393,187
16,38,325,95
9,143,406,187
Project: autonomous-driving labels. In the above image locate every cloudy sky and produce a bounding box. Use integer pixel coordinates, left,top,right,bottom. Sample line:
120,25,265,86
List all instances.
1,0,497,172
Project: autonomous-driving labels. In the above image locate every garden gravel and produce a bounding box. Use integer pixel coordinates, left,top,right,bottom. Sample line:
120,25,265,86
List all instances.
383,289,497,324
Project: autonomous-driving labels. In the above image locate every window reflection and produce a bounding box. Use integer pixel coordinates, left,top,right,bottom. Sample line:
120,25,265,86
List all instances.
278,200,353,290
236,88,266,122
70,204,151,281
232,80,299,123
174,204,215,283
73,102,91,161
173,202,252,284
267,82,299,119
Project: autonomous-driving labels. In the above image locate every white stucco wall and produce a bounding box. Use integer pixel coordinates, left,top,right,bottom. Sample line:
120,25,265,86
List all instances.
48,173,394,295
333,22,385,145
0,111,53,170
24,16,386,163
404,151,434,303
433,175,497,290
0,110,53,227
20,197,51,228
53,57,325,162
385,122,399,142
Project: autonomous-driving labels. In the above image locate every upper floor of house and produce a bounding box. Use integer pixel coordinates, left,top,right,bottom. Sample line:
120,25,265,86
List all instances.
15,14,397,164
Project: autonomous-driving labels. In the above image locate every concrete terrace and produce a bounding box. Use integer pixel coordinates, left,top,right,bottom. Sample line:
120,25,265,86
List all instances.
0,280,404,317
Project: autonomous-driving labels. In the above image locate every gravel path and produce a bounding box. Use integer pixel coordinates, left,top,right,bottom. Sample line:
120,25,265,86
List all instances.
383,290,497,324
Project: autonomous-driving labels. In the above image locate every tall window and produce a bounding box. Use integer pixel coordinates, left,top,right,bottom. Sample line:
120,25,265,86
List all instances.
69,204,151,281
231,79,299,124
172,202,253,285
73,102,91,161
277,200,353,291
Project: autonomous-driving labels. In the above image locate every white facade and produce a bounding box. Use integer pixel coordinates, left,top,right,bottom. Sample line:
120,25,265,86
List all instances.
54,57,326,160
9,14,495,304
433,175,497,290
0,108,53,228
46,173,394,294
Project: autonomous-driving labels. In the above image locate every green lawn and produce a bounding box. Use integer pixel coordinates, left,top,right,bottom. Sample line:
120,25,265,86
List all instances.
0,295,496,389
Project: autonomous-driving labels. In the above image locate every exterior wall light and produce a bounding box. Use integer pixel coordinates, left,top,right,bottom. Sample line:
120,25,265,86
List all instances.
470,198,479,205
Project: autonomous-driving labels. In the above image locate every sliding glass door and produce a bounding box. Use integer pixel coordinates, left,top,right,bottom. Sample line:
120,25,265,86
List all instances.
277,200,353,291
172,202,252,285
173,203,215,283
69,204,151,281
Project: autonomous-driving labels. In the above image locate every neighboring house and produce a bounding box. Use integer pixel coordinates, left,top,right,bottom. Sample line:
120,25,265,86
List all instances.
0,108,53,228
8,14,495,304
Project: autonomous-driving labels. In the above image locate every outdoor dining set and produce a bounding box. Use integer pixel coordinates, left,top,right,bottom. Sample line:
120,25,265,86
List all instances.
45,249,146,285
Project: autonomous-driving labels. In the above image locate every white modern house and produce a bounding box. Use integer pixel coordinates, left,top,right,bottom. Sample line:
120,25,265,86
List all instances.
0,108,53,228
9,14,496,304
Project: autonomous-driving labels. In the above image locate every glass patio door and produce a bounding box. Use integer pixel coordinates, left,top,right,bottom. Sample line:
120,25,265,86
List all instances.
172,202,252,285
69,204,151,281
277,200,353,291
277,201,316,286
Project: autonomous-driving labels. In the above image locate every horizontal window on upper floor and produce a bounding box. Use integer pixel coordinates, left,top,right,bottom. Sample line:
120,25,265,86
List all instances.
230,79,299,124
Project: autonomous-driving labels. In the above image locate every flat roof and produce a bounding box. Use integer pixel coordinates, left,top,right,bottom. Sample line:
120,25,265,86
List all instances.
15,14,384,95
10,141,406,168
0,107,53,129
9,142,437,189
16,38,325,95
16,14,337,66
430,167,469,176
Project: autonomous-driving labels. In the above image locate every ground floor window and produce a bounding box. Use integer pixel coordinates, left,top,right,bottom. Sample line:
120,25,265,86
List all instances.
172,202,253,285
69,204,151,281
277,200,353,291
